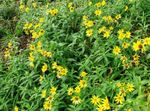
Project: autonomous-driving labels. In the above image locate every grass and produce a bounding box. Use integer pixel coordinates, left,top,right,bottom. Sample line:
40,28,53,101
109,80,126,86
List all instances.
0,0,150,111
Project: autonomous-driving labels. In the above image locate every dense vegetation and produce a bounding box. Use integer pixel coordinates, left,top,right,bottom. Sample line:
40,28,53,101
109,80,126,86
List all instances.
0,0,150,111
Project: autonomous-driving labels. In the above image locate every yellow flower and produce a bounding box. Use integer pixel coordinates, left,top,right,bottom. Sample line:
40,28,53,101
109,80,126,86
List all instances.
95,10,102,16
126,83,134,92
98,26,106,33
132,40,145,52
114,93,124,104
50,87,57,95
69,6,75,12
19,4,25,11
101,0,106,6
71,96,81,105
49,9,58,16
102,97,110,110
121,56,127,64
82,15,88,21
32,2,37,8
52,62,57,69
88,1,92,6
80,71,87,77
96,105,104,111
132,54,140,61
74,86,81,93
25,7,30,12
85,20,94,28
43,101,52,110
42,63,48,73
116,82,122,88
67,87,74,96
115,14,121,20
29,44,35,51
79,80,87,88
8,42,12,48
113,46,121,55
39,17,45,23
125,31,131,38
91,95,101,106
41,89,46,98
14,106,19,111
122,42,130,49
143,37,150,45
125,5,128,11
39,75,44,84
86,29,93,37
103,30,111,38
95,2,101,7
119,88,126,97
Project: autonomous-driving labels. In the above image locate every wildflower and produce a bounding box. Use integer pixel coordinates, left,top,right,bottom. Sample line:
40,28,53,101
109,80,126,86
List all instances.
8,42,12,48
41,89,46,98
74,86,81,93
80,71,87,77
143,37,150,45
39,75,44,84
56,66,68,78
49,9,58,16
79,80,87,88
91,95,101,106
29,44,35,51
132,54,140,61
14,106,19,111
113,46,121,55
69,6,75,12
118,29,125,40
39,17,45,23
50,87,57,95
82,15,88,21
46,96,53,102
116,82,122,88
115,14,121,20
86,29,93,37
119,88,126,97
28,53,34,62
98,26,106,34
71,96,81,105
125,31,131,38
42,63,48,73
114,93,124,104
121,56,127,64
125,6,128,11
102,97,110,110
52,62,57,69
43,101,52,110
95,2,101,7
32,2,37,8
122,42,130,49
101,0,106,6
67,87,74,96
25,7,30,12
95,10,102,16
126,83,134,92
19,4,25,11
132,40,145,52
96,105,104,111
88,1,92,6
103,30,111,38
86,20,94,28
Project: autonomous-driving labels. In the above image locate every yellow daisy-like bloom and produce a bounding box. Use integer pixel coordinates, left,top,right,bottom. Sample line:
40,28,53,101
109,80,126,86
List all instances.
85,20,94,28
113,46,121,55
49,9,58,16
91,95,101,106
132,40,145,52
39,75,44,84
121,56,127,64
98,26,106,34
80,71,87,77
122,42,130,49
74,86,81,93
41,89,46,98
95,9,102,16
115,14,121,20
102,97,110,110
43,101,52,110
103,30,111,38
50,87,57,95
96,105,104,111
67,87,74,96
52,62,57,69
101,0,106,6
71,96,81,105
86,29,93,37
116,82,122,88
143,37,150,45
14,106,19,111
132,54,140,61
41,63,48,73
39,17,45,23
125,5,128,11
79,80,87,88
119,88,126,97
114,93,124,104
95,2,101,7
125,31,131,38
29,44,35,51
126,83,134,92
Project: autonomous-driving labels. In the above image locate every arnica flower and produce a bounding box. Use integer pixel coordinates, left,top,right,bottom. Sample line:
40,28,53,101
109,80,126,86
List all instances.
91,95,101,106
41,89,47,98
50,87,57,95
113,46,121,55
86,29,93,37
102,97,110,110
42,63,48,73
114,93,124,104
43,101,52,110
14,106,19,111
67,87,74,96
79,80,87,88
80,71,87,77
74,86,81,93
95,9,102,16
132,40,145,52
126,83,134,92
71,96,81,105
122,42,130,49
